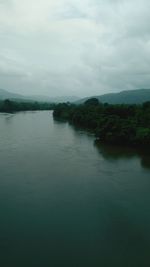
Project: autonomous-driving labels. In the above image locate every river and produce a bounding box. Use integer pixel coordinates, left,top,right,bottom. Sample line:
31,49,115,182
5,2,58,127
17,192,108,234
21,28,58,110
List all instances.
0,111,150,267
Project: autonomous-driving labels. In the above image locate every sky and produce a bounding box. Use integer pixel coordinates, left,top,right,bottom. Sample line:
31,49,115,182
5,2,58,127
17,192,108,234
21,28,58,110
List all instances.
0,0,150,97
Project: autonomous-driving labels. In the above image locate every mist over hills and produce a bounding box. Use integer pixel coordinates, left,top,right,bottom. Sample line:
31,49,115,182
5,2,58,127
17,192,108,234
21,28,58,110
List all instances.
0,88,79,103
0,88,24,100
77,89,150,104
1,88,150,104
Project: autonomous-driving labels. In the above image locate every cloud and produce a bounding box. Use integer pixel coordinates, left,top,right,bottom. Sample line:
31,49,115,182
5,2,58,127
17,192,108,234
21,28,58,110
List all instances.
0,0,150,96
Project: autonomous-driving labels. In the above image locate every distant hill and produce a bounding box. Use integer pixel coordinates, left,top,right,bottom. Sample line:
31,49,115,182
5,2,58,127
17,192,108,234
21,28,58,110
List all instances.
28,95,80,103
1,88,150,105
0,88,79,103
0,88,24,100
77,89,150,105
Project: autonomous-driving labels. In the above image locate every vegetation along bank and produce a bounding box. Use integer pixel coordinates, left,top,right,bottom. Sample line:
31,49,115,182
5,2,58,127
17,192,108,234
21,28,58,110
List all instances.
53,98,150,148
0,99,55,113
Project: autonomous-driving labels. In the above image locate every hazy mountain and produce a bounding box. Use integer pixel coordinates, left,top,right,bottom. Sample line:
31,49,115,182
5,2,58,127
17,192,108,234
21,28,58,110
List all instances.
1,88,150,105
28,95,80,103
77,89,150,105
0,88,79,103
0,88,24,100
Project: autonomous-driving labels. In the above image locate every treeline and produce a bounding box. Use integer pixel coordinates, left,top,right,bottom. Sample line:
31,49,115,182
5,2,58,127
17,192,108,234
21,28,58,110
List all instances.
0,99,55,112
53,98,150,148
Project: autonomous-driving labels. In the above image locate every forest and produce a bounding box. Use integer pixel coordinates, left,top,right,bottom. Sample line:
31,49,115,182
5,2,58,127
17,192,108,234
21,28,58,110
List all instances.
0,99,55,112
53,98,150,148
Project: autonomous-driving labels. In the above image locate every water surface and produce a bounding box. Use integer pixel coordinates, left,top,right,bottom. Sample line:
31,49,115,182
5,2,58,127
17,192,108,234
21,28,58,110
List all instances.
0,111,150,267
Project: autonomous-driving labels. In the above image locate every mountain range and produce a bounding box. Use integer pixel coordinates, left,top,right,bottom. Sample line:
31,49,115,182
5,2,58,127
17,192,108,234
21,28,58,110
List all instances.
77,89,150,104
0,88,150,104
0,88,79,103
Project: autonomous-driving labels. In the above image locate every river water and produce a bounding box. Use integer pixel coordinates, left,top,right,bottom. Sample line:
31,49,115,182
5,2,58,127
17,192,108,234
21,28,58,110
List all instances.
0,111,150,267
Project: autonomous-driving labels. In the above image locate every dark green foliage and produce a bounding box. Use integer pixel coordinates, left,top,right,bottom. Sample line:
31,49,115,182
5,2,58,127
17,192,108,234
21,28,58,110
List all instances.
0,99,55,112
53,100,150,148
84,98,99,106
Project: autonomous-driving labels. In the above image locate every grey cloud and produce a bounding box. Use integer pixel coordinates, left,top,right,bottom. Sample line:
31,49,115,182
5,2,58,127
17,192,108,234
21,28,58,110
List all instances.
0,0,150,97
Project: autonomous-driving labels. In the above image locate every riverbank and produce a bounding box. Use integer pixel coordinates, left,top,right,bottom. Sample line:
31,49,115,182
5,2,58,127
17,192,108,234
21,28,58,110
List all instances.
0,99,55,112
53,99,150,149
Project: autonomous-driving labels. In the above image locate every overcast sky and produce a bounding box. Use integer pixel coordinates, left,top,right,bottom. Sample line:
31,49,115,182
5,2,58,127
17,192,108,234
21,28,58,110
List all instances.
0,0,150,97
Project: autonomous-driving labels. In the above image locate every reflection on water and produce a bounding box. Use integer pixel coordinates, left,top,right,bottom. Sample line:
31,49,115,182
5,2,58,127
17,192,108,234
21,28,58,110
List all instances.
94,140,150,170
54,117,150,170
4,114,15,124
